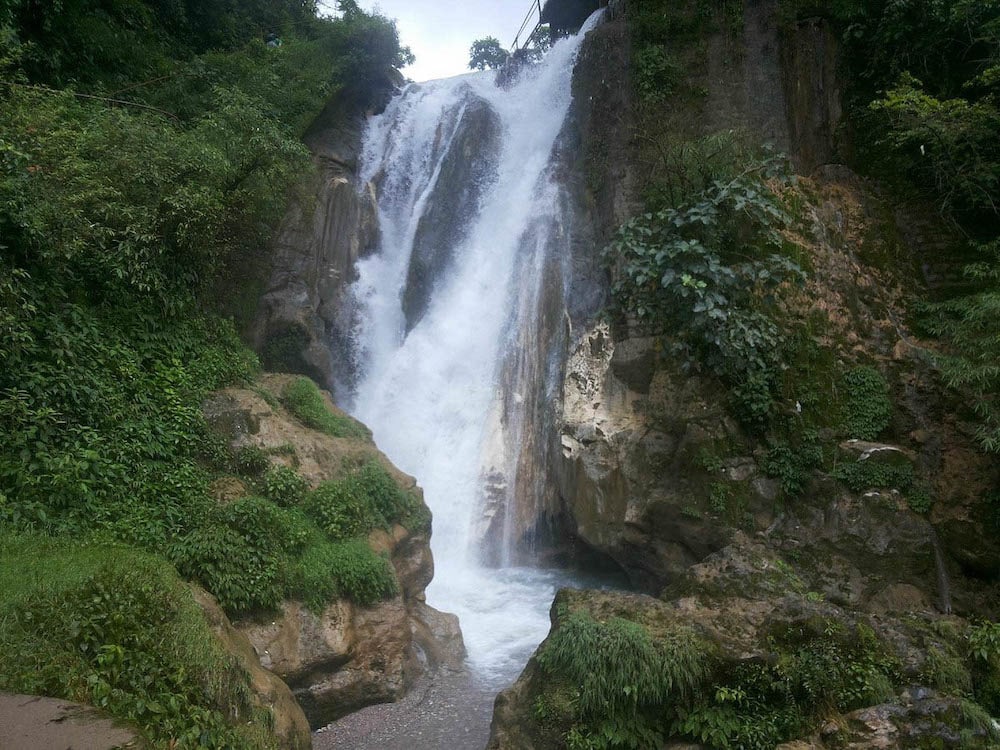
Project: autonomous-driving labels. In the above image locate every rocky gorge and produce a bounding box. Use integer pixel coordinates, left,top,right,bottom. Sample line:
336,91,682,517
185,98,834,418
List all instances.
238,0,1000,747
5,0,995,747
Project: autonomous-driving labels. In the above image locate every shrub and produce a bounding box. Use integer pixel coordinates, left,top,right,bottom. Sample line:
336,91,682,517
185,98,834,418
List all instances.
168,521,285,614
287,537,398,609
353,460,429,531
281,377,368,439
833,460,914,493
538,612,710,749
841,366,892,440
233,444,270,476
302,479,385,540
761,432,824,496
0,537,276,749
674,619,898,748
603,152,805,433
262,465,308,506
634,44,681,103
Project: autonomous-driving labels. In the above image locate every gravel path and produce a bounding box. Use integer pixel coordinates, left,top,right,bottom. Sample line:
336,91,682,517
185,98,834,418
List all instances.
313,669,499,750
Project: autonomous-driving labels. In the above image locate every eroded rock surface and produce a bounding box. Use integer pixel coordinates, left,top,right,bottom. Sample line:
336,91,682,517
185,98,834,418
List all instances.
203,373,464,728
253,92,387,394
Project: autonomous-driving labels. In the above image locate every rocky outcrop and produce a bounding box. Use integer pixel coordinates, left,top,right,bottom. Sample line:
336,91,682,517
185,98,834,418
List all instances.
193,588,312,750
488,538,999,749
203,373,464,729
252,91,387,395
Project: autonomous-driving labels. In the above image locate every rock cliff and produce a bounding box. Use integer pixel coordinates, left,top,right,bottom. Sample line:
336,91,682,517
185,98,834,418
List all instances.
487,0,1000,746
202,373,463,730
252,90,388,398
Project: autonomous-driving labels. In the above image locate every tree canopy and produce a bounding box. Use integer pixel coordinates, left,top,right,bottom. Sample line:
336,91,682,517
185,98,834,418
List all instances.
468,35,509,70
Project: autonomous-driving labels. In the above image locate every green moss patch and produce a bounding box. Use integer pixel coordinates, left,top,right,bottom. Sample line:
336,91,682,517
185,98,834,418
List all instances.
281,377,369,439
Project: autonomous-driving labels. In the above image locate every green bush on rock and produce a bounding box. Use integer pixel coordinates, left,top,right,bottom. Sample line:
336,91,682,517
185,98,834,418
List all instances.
282,377,369,439
538,612,710,749
841,366,892,440
263,465,309,506
603,149,805,433
532,605,910,750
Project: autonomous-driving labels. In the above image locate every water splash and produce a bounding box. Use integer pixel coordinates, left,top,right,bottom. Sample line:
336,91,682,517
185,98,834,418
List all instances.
346,11,604,685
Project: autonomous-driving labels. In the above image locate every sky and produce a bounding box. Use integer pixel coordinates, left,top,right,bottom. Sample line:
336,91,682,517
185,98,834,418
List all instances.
319,1,539,82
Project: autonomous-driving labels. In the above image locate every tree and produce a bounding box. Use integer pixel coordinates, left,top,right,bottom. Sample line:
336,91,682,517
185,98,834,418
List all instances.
468,36,509,70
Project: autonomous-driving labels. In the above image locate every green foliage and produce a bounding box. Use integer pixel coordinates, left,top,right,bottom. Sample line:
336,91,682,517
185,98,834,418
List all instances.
353,460,429,531
840,366,893,440
968,621,1000,715
0,2,413,741
287,536,398,609
534,609,903,750
818,0,1000,455
906,481,934,514
282,377,368,438
868,76,1000,222
233,444,271,476
262,465,308,506
0,537,276,749
604,151,804,432
761,431,823,496
922,285,1000,452
168,502,295,614
709,483,732,514
468,36,509,70
303,478,385,540
920,646,972,695
833,460,914,493
634,44,681,103
676,619,897,749
1,86,308,308
538,612,710,749
300,459,428,540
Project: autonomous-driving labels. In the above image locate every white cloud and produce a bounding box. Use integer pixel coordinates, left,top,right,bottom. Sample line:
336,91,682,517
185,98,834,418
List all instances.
320,0,539,82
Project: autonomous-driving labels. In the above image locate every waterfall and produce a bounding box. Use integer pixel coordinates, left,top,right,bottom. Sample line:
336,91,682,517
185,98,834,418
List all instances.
344,11,605,685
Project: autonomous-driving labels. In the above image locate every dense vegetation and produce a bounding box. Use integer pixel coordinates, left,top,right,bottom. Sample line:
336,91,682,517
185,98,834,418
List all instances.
602,0,1000,525
583,0,1000,747
532,606,1000,749
0,0,414,744
0,537,279,748
614,0,1000,452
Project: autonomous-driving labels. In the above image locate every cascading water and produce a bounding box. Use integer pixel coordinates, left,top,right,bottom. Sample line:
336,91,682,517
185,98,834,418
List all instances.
345,11,605,688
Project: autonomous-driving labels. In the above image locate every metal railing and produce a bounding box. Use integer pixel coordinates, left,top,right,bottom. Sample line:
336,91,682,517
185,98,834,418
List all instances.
509,0,544,53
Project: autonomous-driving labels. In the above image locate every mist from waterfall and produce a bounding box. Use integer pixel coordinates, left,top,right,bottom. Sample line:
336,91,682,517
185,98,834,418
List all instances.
345,11,603,686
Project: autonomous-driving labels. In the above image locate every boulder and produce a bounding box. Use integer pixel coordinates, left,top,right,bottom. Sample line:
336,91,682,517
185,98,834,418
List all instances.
487,537,992,749
205,374,462,729
193,587,312,750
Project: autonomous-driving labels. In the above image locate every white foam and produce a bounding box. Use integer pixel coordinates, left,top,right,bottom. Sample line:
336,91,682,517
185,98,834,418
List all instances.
348,11,605,686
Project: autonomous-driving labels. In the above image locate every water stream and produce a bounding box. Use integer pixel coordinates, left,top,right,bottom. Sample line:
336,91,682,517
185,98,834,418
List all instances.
344,12,604,689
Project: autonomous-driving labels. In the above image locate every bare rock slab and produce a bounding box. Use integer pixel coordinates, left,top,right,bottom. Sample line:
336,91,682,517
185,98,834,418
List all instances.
0,693,142,750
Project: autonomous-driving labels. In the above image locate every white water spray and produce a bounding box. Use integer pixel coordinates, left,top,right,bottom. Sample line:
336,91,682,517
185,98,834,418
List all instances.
347,12,604,686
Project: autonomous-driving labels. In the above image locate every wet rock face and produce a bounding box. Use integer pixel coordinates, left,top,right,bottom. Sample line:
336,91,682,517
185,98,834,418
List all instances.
401,94,502,331
253,95,383,395
551,323,744,589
